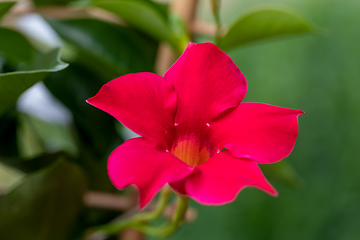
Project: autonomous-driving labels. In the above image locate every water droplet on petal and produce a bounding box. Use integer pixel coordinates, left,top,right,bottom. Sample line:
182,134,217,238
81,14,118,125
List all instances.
206,123,210,127
174,123,178,126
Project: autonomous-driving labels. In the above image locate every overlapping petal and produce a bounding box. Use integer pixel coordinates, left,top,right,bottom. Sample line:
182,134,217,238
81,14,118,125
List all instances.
211,103,304,164
87,72,177,143
164,42,247,126
108,138,194,208
171,150,277,205
88,42,304,208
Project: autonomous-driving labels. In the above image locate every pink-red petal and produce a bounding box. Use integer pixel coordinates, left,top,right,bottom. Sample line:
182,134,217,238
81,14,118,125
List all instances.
87,72,177,144
164,42,247,126
171,150,277,205
212,102,304,164
108,138,194,208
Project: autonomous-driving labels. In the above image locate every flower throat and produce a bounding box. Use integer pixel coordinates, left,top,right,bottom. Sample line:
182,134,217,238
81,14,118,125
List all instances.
171,133,212,167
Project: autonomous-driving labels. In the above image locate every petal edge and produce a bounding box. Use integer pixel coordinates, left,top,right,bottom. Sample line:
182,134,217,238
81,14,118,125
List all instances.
212,102,304,164
171,151,277,205
108,138,194,208
165,42,247,125
87,72,177,144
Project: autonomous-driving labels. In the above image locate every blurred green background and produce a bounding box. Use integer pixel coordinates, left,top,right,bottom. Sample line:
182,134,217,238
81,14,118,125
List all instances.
171,1,360,240
1,0,359,239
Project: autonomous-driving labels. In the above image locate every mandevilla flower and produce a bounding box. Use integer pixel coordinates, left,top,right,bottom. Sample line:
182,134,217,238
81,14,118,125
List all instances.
87,42,303,209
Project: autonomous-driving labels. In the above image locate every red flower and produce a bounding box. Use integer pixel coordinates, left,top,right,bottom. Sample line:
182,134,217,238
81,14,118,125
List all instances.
87,42,303,208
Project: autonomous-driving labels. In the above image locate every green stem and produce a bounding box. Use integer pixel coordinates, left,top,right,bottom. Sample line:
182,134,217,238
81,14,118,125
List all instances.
92,187,172,234
92,193,189,238
161,195,189,237
130,195,189,237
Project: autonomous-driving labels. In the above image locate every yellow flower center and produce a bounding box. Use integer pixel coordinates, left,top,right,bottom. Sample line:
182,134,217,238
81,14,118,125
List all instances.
171,137,210,167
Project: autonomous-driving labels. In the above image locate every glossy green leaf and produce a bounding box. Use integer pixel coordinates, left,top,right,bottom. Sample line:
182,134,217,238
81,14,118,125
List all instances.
91,0,175,46
0,48,68,115
0,159,87,240
47,18,157,80
0,1,16,21
219,6,315,51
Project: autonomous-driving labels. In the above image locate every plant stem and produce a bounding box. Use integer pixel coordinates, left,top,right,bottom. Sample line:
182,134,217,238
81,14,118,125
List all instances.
160,195,189,237
92,187,172,235
91,193,190,238
128,195,189,238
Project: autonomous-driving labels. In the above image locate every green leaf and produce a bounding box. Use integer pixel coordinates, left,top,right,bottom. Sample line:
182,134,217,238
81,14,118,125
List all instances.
0,27,34,64
0,47,68,115
33,0,74,6
0,159,87,240
260,160,302,188
91,0,176,47
44,63,120,191
0,1,16,21
0,107,18,157
0,151,69,174
219,6,315,51
168,13,191,53
47,18,157,80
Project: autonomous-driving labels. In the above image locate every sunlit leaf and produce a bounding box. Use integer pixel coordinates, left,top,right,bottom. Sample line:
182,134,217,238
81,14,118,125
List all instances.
169,12,191,53
0,159,87,240
219,6,315,51
91,0,176,47
0,1,16,21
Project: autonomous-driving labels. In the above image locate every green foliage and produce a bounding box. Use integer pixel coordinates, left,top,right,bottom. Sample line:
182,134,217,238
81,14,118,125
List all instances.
44,63,121,191
260,160,301,188
91,0,180,50
0,159,87,240
0,48,68,115
47,18,157,80
0,108,18,157
0,1,16,21
3,0,358,239
0,151,69,174
32,0,75,6
219,6,316,51
0,27,34,63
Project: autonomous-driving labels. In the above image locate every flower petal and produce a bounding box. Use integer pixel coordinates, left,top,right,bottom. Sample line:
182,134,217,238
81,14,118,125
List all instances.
108,138,194,208
87,72,176,143
164,42,247,125
212,102,304,164
171,150,277,205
